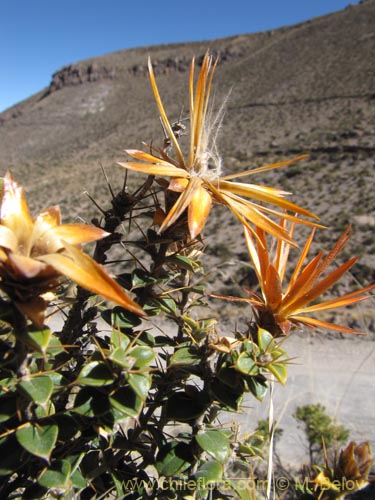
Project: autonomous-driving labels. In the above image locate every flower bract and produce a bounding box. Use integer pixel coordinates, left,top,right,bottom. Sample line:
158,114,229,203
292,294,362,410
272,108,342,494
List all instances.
0,172,144,326
215,222,374,336
118,52,320,244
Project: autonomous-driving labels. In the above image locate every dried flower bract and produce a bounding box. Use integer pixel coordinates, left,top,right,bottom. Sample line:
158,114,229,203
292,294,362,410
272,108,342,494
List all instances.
118,52,320,243
0,172,144,326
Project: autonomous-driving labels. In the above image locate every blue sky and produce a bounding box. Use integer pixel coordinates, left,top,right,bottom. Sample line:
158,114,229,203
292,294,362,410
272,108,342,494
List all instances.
1,0,358,112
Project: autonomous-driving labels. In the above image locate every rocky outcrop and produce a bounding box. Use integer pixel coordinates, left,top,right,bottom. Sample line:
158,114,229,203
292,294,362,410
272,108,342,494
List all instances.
46,63,115,93
130,46,246,76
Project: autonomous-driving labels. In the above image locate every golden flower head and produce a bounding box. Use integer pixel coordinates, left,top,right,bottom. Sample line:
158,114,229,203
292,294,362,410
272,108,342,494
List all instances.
336,441,373,488
242,223,375,336
313,441,373,497
118,52,320,243
0,172,144,326
214,222,374,336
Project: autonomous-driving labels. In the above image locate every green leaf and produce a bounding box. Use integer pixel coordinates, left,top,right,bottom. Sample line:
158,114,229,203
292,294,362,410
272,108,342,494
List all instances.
109,387,144,417
129,345,155,368
71,468,88,489
103,306,142,330
19,376,54,404
46,333,64,355
226,477,253,500
132,268,158,288
267,363,288,385
169,346,201,367
110,329,131,350
111,471,127,498
237,442,263,457
127,373,151,400
194,460,223,485
245,376,268,401
38,459,71,488
73,387,110,417
148,297,177,315
21,327,51,353
34,400,55,418
257,328,275,352
181,316,216,342
166,392,207,422
128,329,156,347
156,441,192,476
235,352,259,376
195,430,231,464
210,378,243,411
166,254,197,272
77,361,113,386
110,347,135,369
217,363,240,388
0,377,14,391
242,340,260,360
16,423,58,459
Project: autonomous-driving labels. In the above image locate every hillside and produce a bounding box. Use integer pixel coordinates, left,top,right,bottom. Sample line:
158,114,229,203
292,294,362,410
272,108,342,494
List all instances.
0,0,374,334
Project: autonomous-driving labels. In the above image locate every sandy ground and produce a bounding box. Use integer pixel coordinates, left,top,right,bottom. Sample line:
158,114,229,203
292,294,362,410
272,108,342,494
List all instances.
234,333,375,467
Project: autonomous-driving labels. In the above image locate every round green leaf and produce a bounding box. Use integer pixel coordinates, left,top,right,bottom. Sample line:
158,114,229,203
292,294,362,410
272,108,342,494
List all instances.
110,347,135,369
235,352,259,376
169,346,201,367
148,297,177,315
156,441,192,476
243,339,259,356
34,400,55,418
129,345,155,368
19,376,54,404
267,363,288,385
194,460,223,485
245,376,268,401
23,327,51,354
195,430,231,464
166,392,207,422
131,268,158,288
110,329,131,350
257,328,275,352
77,361,113,386
71,468,88,489
211,378,243,411
217,364,240,388
109,387,144,417
104,306,142,329
46,333,64,355
16,423,58,459
73,387,110,416
127,372,151,400
38,459,71,488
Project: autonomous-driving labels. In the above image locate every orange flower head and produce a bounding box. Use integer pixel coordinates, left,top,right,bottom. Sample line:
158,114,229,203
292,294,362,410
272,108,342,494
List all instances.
243,223,375,335
214,222,374,336
0,172,144,326
336,441,373,487
118,52,320,243
313,441,373,497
